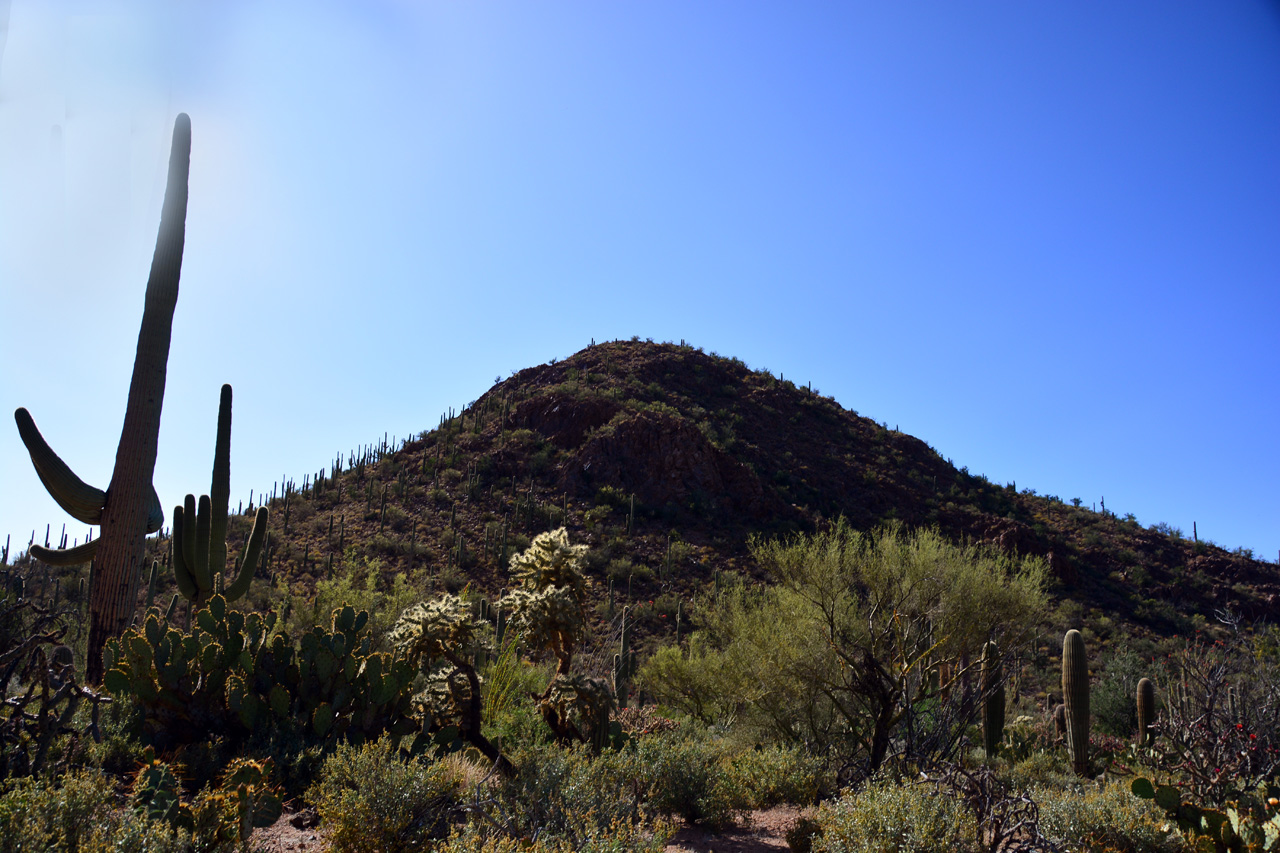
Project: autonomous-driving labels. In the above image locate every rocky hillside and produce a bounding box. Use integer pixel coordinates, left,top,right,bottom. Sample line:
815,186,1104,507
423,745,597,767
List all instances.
207,339,1277,647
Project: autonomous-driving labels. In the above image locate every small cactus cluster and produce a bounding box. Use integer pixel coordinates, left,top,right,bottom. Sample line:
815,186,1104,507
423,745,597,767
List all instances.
103,595,417,746
132,748,282,843
1132,777,1280,852
172,385,269,608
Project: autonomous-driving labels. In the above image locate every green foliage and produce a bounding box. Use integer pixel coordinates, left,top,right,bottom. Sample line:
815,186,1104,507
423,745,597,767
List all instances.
646,522,1048,773
1092,646,1148,739
0,768,124,853
308,737,464,853
1036,779,1185,852
8,777,188,851
294,556,420,652
812,777,979,853
102,595,418,751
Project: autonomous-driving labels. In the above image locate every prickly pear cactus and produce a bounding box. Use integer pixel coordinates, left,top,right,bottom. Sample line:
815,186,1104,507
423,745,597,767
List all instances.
103,596,417,748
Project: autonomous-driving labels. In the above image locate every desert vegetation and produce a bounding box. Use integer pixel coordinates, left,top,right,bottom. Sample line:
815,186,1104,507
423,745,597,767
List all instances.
5,116,1280,852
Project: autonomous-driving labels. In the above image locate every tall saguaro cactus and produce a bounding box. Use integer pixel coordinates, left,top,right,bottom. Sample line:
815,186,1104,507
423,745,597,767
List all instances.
171,385,269,607
1136,676,1156,747
1062,628,1091,776
981,639,1005,759
14,114,191,683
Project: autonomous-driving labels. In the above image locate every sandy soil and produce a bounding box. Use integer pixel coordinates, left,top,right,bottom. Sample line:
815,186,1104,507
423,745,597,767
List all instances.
250,803,809,853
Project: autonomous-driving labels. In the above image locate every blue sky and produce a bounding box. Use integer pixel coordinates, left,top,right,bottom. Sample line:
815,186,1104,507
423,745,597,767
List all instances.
2,1,1277,561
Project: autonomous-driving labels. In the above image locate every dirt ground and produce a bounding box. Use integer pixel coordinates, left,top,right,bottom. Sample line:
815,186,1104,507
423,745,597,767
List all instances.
250,803,810,852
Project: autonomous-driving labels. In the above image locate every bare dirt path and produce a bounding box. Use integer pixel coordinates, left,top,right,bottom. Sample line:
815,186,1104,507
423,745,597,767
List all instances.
664,805,808,853
251,804,809,852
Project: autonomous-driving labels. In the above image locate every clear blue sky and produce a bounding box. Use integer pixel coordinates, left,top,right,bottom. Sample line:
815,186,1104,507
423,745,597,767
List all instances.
2,2,1277,562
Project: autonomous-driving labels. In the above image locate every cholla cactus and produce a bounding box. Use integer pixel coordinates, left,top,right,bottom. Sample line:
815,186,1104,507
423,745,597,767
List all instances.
390,594,483,667
501,528,589,676
541,673,615,747
501,529,618,748
390,595,486,727
390,594,513,775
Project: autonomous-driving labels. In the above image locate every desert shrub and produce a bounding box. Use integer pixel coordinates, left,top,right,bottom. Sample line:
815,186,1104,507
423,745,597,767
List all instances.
0,768,116,853
0,768,191,853
720,744,828,807
308,737,463,853
647,524,1047,777
623,730,743,828
437,819,671,853
297,555,421,650
1092,647,1148,738
812,777,979,853
1034,780,1187,852
493,742,649,843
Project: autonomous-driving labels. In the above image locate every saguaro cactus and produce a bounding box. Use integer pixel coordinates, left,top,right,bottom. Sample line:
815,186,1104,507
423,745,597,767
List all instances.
1062,628,1091,776
1136,676,1156,746
981,639,1005,759
171,385,268,607
14,114,191,683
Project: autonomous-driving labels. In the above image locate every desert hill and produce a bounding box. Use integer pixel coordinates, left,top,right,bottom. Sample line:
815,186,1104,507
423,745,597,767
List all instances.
217,339,1276,648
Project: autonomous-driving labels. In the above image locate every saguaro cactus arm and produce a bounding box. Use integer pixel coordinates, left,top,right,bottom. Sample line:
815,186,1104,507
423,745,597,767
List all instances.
13,408,107,524
170,385,267,607
209,384,232,582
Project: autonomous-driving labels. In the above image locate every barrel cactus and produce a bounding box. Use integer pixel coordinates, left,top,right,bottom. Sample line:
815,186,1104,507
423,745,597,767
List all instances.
1062,628,1091,775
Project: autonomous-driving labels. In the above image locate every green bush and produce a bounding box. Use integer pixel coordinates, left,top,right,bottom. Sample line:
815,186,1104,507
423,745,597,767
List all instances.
812,778,979,853
719,744,827,809
308,737,463,853
626,730,742,828
1034,780,1187,853
491,743,648,843
0,769,190,853
1091,647,1149,739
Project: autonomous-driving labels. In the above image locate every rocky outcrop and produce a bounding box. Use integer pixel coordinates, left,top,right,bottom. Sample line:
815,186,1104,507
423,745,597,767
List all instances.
560,410,773,519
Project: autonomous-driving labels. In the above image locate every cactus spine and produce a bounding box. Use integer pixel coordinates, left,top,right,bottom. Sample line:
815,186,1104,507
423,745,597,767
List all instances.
1136,676,1156,746
14,114,190,683
1062,628,1091,775
172,385,268,606
981,639,1005,759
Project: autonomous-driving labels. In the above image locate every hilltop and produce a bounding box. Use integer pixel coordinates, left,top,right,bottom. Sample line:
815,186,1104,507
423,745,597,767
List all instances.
207,339,1275,650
